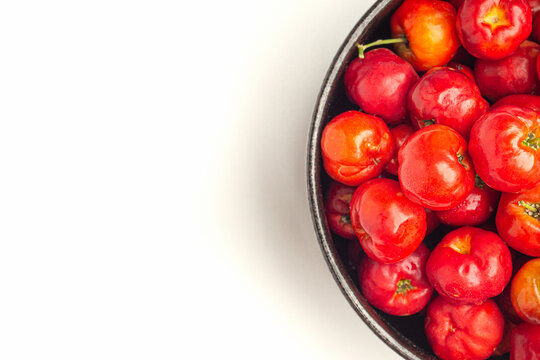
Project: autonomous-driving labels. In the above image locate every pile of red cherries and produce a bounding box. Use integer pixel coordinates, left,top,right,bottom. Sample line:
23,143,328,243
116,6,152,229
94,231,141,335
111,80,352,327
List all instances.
321,0,540,358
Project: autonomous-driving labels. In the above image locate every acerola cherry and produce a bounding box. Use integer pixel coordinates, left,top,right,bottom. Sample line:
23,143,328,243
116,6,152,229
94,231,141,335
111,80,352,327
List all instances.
350,178,426,263
511,323,540,359
496,183,540,256
426,227,512,304
436,175,499,227
457,0,532,60
321,111,394,186
358,244,433,316
447,61,475,81
469,105,540,193
324,181,356,239
408,67,488,139
385,124,414,176
493,94,540,113
475,41,540,102
390,0,459,71
511,258,540,324
344,48,419,125
425,296,504,360
398,124,475,211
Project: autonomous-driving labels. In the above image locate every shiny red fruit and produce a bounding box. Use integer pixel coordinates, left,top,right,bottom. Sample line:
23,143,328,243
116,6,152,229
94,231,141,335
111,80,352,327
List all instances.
324,181,356,240
358,244,433,316
321,111,394,186
511,322,540,360
436,175,499,226
385,124,414,176
475,41,540,102
344,48,419,125
398,124,475,211
457,0,532,60
426,227,512,304
350,178,426,263
492,94,540,113
496,184,540,256
391,0,459,71
425,296,504,360
447,61,475,81
511,258,540,324
469,105,540,193
408,67,488,139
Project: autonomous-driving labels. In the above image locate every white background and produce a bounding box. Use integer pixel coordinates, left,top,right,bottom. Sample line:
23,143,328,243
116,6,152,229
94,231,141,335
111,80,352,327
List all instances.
0,0,400,359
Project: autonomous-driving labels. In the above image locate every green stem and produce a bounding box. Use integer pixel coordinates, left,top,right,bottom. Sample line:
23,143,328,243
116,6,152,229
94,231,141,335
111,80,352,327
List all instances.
519,200,538,213
475,174,485,189
519,200,540,219
457,153,465,165
339,214,351,224
522,132,540,149
357,37,407,58
395,279,416,295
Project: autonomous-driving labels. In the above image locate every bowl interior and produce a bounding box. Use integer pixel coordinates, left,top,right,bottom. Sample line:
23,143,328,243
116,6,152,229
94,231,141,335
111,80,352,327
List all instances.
307,1,510,359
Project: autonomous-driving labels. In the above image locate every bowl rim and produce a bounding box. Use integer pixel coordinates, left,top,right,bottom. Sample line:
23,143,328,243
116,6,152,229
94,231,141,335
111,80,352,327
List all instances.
306,1,436,359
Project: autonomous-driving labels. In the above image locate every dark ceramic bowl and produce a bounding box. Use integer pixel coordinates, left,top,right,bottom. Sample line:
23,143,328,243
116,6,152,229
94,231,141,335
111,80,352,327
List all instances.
306,1,509,359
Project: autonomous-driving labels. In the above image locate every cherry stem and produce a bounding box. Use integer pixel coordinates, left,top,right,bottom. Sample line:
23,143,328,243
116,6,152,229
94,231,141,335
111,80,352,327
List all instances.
339,214,351,224
475,174,485,189
357,37,407,58
522,132,540,149
519,200,540,219
395,279,416,295
457,153,466,168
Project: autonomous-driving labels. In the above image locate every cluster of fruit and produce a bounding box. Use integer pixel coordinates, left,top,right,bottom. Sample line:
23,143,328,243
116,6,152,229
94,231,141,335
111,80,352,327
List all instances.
321,0,540,358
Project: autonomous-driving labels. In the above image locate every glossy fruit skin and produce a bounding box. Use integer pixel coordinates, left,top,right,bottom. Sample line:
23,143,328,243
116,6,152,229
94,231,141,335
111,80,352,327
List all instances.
447,61,475,81
492,94,540,113
457,0,532,60
475,41,540,102
398,124,475,211
469,105,540,193
426,227,512,304
425,296,504,360
324,181,356,239
511,258,540,324
343,49,419,125
321,111,394,186
390,0,459,71
408,67,488,140
349,178,426,263
511,323,540,360
436,176,499,226
496,184,540,256
385,124,414,176
358,244,433,316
